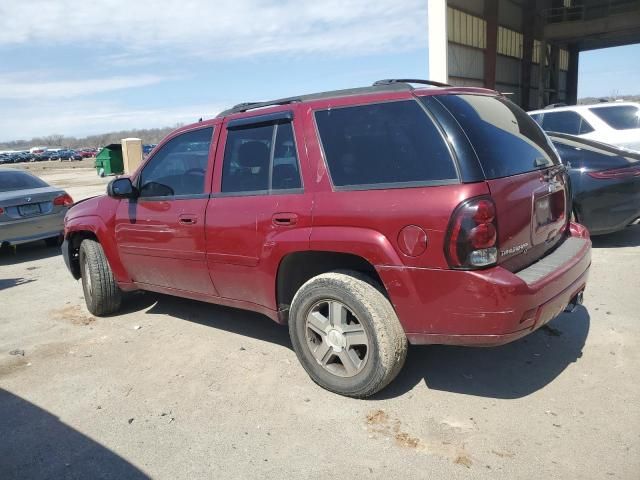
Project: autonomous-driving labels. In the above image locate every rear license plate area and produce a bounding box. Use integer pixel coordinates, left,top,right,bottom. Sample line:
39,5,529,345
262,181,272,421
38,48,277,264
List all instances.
18,203,41,216
536,191,565,226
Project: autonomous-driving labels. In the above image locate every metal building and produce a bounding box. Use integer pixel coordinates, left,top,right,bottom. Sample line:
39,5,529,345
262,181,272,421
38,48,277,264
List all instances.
427,0,640,110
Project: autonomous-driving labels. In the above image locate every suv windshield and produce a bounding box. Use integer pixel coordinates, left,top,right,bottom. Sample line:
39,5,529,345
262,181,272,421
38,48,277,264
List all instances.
431,94,560,179
589,105,640,130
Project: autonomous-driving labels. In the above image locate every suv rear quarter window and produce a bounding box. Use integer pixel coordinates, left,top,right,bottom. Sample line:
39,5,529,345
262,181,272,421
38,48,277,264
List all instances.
541,110,594,135
314,100,457,189
589,105,640,130
434,94,560,179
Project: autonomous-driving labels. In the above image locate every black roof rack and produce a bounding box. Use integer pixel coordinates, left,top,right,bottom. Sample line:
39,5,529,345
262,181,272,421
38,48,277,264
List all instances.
543,102,568,109
373,78,451,88
216,81,426,118
217,98,302,117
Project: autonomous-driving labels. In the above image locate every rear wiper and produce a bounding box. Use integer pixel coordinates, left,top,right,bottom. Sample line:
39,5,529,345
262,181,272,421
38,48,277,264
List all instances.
543,163,567,180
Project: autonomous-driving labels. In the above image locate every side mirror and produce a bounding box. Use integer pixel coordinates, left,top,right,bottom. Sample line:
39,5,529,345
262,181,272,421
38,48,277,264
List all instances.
107,177,137,199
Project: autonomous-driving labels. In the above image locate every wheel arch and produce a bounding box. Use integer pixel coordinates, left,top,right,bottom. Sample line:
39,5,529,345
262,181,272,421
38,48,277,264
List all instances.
275,250,387,323
64,216,131,284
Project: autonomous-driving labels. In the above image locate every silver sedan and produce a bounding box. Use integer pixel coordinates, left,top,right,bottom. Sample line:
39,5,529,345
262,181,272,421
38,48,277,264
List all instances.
0,169,73,247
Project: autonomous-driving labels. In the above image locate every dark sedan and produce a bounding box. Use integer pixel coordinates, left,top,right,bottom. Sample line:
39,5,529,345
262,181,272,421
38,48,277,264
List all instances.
0,169,74,247
550,133,640,235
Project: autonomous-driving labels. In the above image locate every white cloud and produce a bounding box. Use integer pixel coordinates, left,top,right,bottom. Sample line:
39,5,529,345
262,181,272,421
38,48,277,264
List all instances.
0,100,225,141
0,0,426,59
0,74,167,100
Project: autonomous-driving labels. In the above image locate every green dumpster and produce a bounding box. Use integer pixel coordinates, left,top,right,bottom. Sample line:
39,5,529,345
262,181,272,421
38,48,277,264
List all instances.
95,144,124,177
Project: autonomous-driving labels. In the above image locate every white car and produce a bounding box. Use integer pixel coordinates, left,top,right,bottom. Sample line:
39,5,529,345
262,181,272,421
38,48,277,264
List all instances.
529,102,640,152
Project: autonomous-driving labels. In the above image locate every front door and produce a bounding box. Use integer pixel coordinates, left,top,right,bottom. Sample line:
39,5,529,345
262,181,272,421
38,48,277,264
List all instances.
115,126,218,296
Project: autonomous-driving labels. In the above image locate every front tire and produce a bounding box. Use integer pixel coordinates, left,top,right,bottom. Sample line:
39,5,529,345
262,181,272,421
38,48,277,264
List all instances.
79,239,122,316
289,271,407,398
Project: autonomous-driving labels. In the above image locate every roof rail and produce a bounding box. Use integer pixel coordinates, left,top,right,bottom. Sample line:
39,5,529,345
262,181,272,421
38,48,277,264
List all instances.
373,78,451,88
216,97,302,117
543,102,568,109
216,81,414,118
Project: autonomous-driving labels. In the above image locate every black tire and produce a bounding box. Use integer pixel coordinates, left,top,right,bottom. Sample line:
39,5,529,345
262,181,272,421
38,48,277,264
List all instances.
289,270,407,398
45,235,62,247
79,239,122,316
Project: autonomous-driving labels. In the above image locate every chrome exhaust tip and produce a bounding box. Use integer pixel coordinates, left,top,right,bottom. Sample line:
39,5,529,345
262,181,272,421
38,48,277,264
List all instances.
565,291,584,313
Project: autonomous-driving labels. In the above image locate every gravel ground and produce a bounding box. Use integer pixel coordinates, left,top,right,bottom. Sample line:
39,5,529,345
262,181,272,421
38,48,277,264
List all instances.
1,165,639,479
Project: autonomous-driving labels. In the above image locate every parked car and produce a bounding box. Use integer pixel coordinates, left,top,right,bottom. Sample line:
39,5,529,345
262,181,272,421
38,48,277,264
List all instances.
0,169,73,247
35,151,53,161
529,102,640,152
62,80,591,397
549,133,640,235
79,149,97,158
51,149,76,161
143,144,157,157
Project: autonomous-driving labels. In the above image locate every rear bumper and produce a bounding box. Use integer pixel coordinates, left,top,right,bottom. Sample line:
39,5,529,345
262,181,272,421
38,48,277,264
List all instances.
0,210,65,246
380,223,591,346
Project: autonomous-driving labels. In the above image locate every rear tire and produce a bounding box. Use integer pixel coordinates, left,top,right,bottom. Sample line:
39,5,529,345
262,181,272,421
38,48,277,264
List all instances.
79,239,122,316
289,270,407,398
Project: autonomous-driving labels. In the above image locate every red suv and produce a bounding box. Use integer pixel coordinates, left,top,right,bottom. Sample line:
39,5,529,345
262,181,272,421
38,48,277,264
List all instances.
62,80,591,397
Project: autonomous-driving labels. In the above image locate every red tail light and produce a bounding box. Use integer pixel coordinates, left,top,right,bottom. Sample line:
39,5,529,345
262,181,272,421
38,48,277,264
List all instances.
445,197,498,269
53,193,74,207
587,165,640,179
0,207,4,215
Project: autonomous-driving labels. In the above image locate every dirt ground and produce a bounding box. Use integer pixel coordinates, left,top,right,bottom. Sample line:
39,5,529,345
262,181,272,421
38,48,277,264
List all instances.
1,163,639,479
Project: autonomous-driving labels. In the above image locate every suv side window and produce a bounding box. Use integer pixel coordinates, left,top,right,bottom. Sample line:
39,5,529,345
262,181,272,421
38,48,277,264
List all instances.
314,100,457,189
139,127,213,198
541,111,593,135
530,113,543,125
221,121,302,194
589,105,640,130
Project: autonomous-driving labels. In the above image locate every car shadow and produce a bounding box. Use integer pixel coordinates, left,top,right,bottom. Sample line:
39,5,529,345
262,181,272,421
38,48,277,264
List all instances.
124,293,589,400
0,242,60,266
0,389,148,480
374,307,590,400
591,223,640,248
0,278,36,292
125,292,292,349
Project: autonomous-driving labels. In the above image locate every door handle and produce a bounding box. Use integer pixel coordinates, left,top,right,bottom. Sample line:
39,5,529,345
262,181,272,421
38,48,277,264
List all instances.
272,213,298,226
179,214,198,225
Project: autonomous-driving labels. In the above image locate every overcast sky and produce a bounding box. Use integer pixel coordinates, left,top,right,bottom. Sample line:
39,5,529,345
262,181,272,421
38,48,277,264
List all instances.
0,0,638,142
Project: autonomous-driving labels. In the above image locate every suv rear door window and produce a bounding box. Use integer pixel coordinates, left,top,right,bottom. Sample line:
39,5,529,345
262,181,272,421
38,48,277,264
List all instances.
589,105,640,130
221,121,302,194
314,100,457,189
433,94,560,179
541,111,593,135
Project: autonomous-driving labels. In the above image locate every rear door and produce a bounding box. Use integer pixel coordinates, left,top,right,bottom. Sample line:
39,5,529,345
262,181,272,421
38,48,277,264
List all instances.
433,94,569,271
114,126,217,295
205,110,312,309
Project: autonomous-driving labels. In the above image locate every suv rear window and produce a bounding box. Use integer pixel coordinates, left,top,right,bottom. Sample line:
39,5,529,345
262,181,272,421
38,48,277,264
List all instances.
314,100,457,189
589,105,640,130
433,94,559,179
